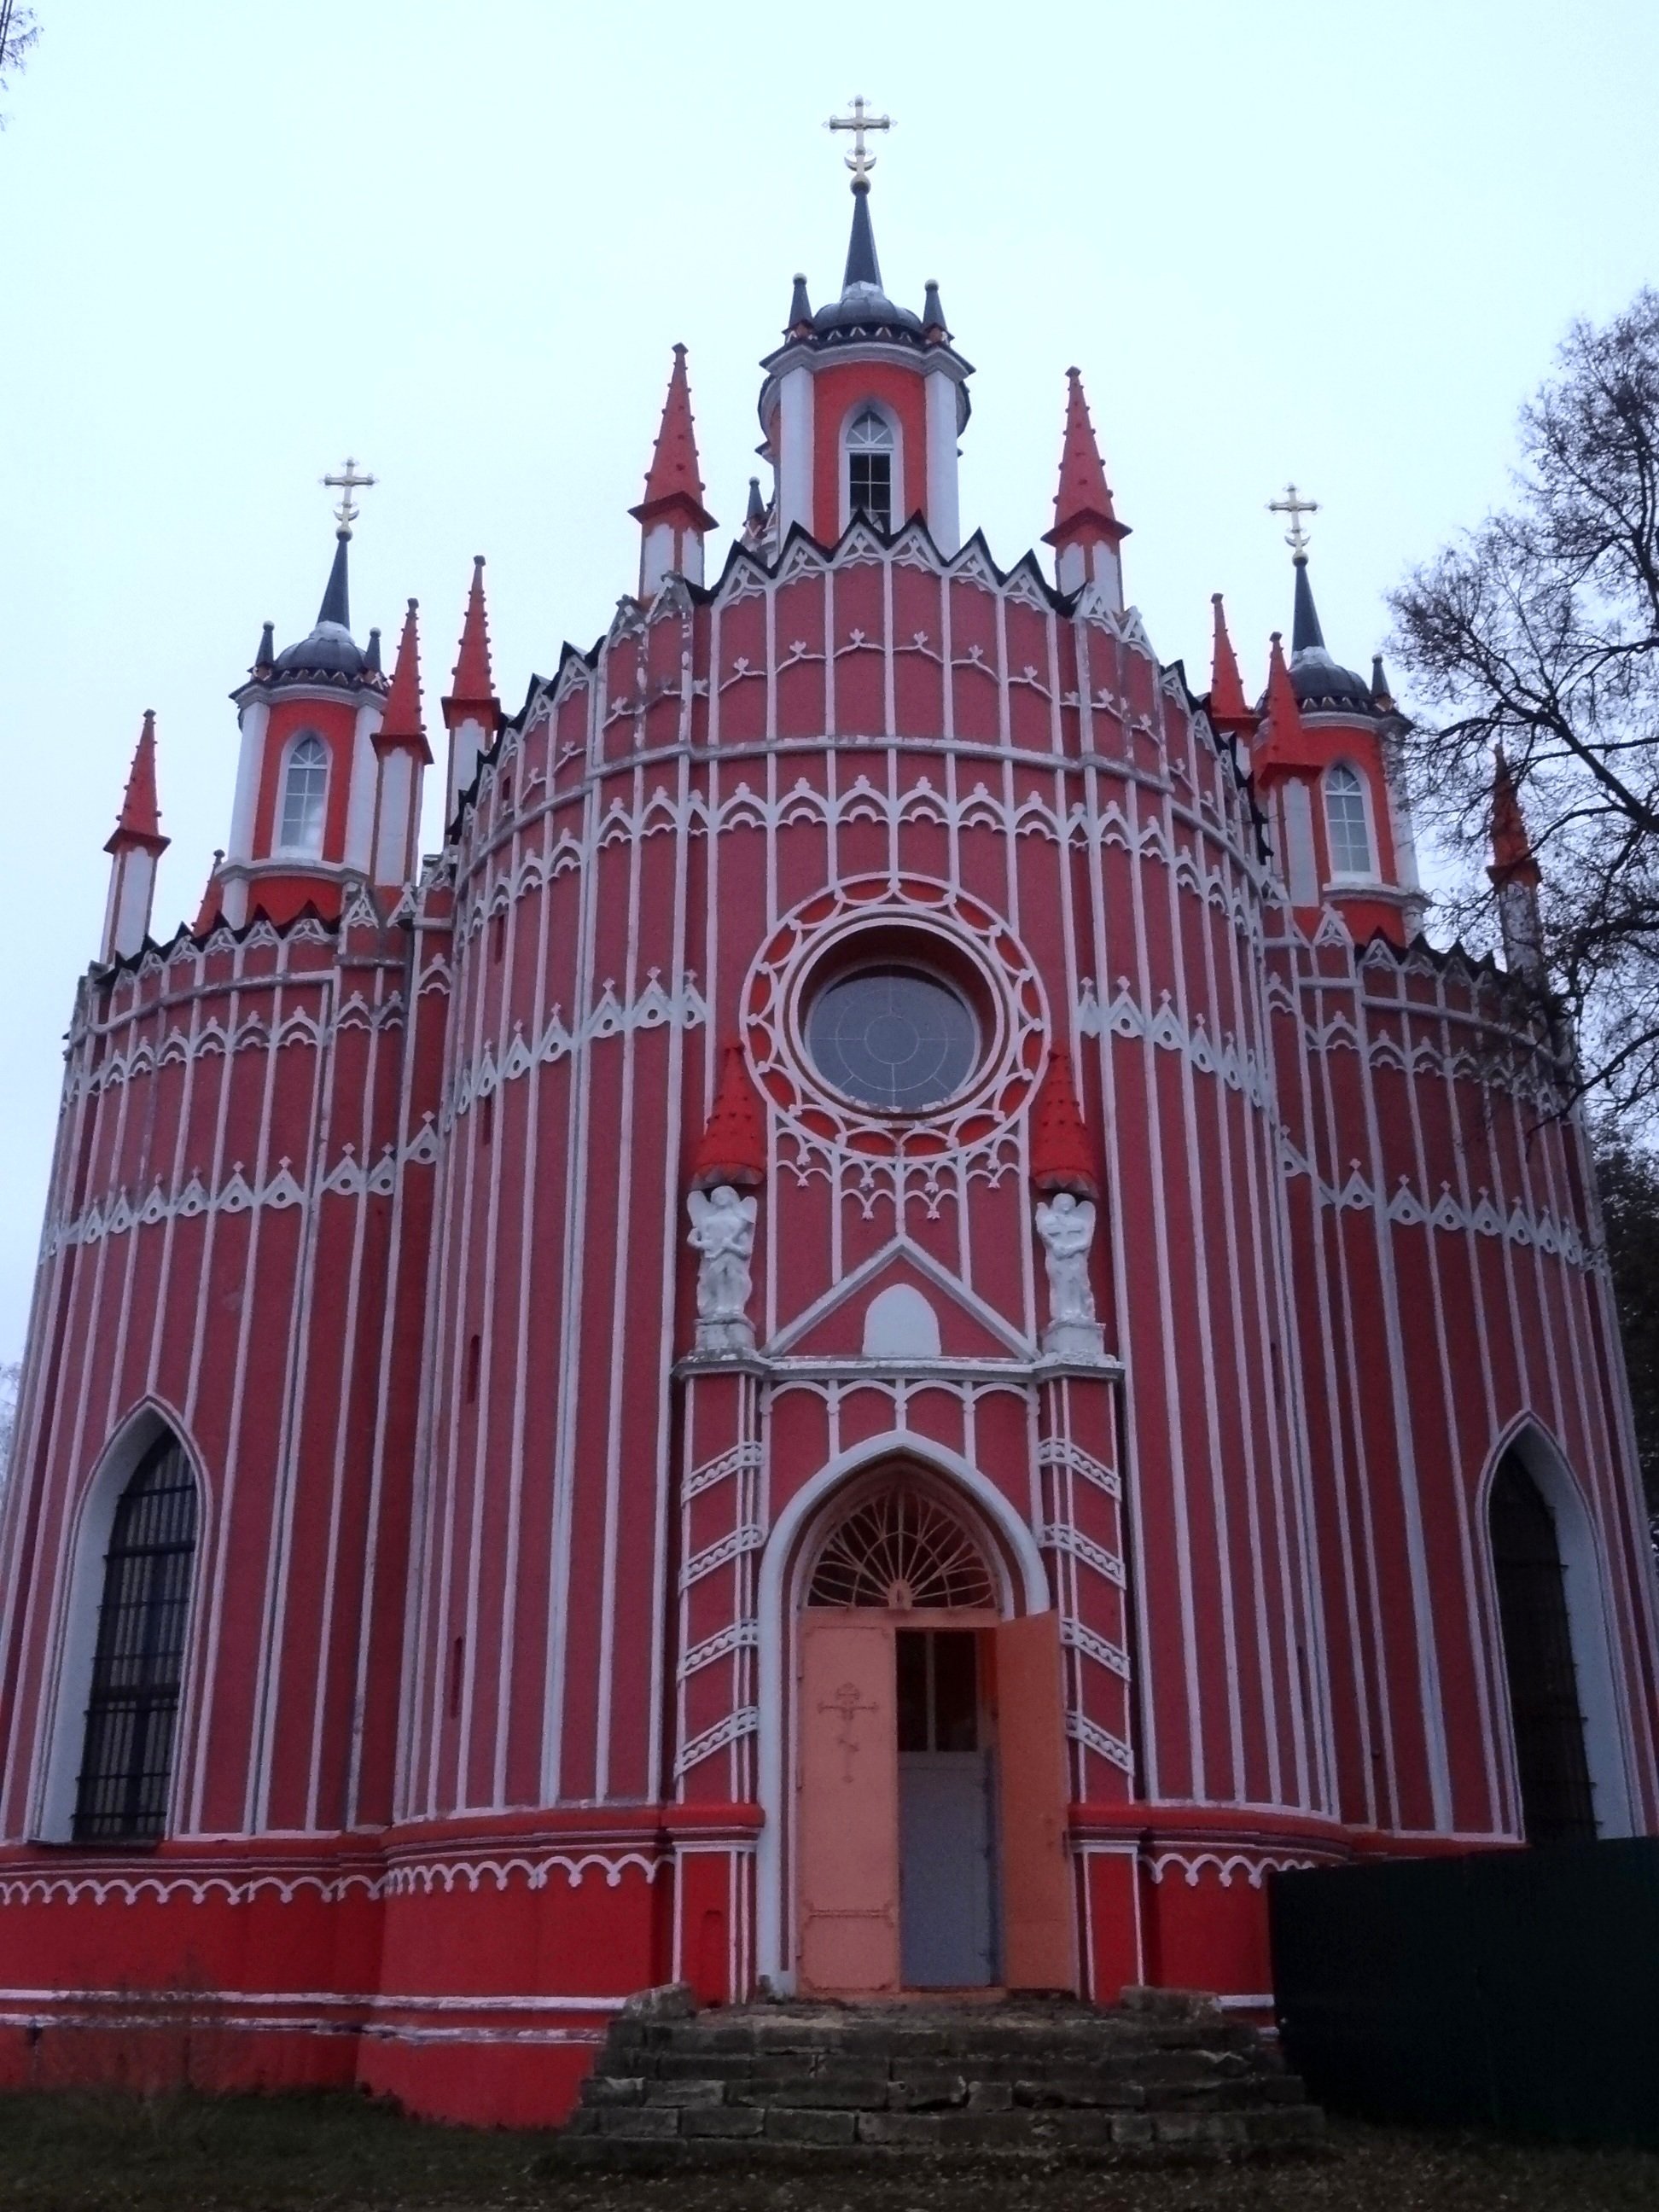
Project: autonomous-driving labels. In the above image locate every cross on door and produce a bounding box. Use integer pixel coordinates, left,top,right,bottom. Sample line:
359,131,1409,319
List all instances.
820,1679,877,1782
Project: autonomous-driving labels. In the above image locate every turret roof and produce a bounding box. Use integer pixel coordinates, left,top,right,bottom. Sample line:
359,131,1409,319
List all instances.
1043,368,1126,550
106,709,169,856
631,345,717,533
444,556,500,721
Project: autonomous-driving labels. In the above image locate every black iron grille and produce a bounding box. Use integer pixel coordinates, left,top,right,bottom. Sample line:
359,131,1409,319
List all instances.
72,1435,198,1843
1490,1454,1598,1844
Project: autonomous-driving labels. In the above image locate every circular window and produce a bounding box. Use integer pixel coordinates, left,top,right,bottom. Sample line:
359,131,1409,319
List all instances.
806,964,978,1114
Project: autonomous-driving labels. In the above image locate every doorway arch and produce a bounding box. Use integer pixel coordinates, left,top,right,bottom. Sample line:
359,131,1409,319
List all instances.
1482,1422,1635,1841
754,1435,1061,1994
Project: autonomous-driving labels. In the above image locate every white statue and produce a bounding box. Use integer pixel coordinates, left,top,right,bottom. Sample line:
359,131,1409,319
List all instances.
1034,1190,1105,1359
687,1184,759,1351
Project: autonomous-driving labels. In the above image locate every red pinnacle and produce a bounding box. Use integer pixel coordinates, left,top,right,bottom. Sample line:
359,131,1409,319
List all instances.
105,709,169,855
1029,1047,1098,1199
379,599,430,760
1488,746,1541,889
1043,366,1126,550
689,1043,767,1190
1257,631,1305,761
444,556,500,727
1208,593,1254,735
631,344,718,533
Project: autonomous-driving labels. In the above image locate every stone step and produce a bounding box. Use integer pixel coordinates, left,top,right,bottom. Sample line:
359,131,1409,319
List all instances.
556,1990,1325,2167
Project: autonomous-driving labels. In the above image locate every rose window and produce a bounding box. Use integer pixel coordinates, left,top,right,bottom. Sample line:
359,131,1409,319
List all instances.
806,965,977,1114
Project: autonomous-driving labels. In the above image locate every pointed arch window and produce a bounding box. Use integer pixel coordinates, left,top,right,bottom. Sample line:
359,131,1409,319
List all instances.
72,1434,199,1843
1324,762,1373,877
1489,1452,1597,1844
847,409,894,533
279,733,329,855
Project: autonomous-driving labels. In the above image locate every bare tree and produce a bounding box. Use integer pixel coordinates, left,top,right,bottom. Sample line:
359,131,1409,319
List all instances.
0,1360,19,1502
1390,290,1659,1121
1591,1123,1659,1548
0,3,38,124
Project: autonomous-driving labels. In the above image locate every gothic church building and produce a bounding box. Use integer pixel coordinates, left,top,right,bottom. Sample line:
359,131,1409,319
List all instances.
2,147,1656,2125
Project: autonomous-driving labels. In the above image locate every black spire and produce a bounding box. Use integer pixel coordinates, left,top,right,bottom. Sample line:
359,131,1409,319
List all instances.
317,529,351,630
746,475,765,528
1290,555,1325,656
255,620,275,672
922,277,947,336
1371,653,1394,710
787,271,812,330
364,626,382,676
843,179,882,291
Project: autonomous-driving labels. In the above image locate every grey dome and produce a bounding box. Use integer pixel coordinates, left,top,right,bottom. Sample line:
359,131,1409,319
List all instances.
1289,648,1376,714
272,620,366,679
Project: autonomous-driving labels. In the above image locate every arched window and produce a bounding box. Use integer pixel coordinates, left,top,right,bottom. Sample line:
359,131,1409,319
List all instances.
279,733,329,855
846,408,894,533
1489,1452,1597,1843
807,1485,996,1610
72,1434,198,1843
1324,762,1373,876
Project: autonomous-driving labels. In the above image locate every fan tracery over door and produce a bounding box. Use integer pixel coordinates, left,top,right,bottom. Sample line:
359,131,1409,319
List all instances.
806,1487,998,1612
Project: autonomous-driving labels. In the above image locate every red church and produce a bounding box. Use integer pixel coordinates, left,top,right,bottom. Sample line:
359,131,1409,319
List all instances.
2,122,1656,2128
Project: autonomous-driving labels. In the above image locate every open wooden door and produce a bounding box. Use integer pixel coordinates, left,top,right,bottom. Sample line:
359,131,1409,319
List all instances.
994,1609,1076,1990
796,1615,899,1994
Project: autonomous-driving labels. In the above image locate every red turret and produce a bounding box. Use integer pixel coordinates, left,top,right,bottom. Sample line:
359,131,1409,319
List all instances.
1208,594,1254,739
370,599,430,889
1028,1048,1098,1200
101,710,169,963
689,1045,768,1189
1488,746,1544,973
1043,367,1128,606
632,345,717,597
442,556,502,821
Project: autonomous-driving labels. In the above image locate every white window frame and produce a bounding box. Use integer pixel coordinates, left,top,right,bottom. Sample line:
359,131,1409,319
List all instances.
839,400,905,536
1322,759,1377,883
276,730,329,859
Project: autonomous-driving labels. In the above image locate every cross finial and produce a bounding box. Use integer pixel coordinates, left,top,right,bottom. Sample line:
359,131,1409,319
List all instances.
1267,481,1319,562
322,456,378,538
826,94,893,185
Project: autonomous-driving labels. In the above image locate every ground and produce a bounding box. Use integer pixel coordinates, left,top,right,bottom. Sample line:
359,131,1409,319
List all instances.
0,2093,1654,2212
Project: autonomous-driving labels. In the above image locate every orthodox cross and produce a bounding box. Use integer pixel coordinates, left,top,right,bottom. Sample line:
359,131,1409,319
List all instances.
322,457,377,537
819,1680,877,1782
1268,482,1319,559
827,95,892,183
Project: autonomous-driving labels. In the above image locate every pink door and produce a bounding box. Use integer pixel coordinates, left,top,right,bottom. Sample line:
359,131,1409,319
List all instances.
994,1610,1076,1991
796,1615,899,1995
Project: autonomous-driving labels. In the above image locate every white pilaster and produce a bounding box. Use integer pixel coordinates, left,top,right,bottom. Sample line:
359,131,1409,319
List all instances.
225,700,270,864
343,701,382,875
924,370,960,554
776,367,815,540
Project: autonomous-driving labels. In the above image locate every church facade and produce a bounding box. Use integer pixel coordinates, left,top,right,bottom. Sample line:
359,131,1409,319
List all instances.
3,145,1656,2127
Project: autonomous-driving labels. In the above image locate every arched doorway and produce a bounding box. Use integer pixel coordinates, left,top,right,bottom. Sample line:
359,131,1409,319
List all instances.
1489,1448,1598,1842
789,1466,1073,1998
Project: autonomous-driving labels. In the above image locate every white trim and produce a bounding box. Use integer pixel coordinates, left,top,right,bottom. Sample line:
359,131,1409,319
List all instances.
754,1431,1050,1988
924,368,960,555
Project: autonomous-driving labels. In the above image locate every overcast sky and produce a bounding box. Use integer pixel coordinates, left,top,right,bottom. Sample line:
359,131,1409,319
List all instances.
2,0,1656,1365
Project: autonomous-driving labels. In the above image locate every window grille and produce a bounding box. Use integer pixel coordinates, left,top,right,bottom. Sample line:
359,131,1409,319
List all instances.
847,408,894,532
1324,763,1372,876
807,1487,996,1610
280,734,329,854
1489,1454,1597,1843
72,1435,198,1844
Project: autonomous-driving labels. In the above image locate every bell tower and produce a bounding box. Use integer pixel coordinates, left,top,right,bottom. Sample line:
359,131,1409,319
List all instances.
758,100,972,554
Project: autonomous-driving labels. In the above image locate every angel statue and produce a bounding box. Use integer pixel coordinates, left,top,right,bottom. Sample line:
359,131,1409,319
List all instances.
1033,1190,1105,1359
686,1184,760,1351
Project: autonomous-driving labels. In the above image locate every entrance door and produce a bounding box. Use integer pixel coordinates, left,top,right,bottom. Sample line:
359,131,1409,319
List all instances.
796,1614,900,1994
993,1610,1075,1989
898,1629,996,1987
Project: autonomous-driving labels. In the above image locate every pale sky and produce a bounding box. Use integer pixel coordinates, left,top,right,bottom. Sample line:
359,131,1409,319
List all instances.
3,0,1657,1365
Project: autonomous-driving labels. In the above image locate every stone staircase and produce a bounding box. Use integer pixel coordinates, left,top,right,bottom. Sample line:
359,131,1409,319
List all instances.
554,1986,1325,2167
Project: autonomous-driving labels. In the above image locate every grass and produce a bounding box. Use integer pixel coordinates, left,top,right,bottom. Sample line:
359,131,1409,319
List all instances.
0,2091,1655,2212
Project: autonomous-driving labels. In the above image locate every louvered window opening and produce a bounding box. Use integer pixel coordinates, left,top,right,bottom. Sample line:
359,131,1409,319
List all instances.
1489,1455,1597,1844
808,1488,996,1611
73,1437,198,1844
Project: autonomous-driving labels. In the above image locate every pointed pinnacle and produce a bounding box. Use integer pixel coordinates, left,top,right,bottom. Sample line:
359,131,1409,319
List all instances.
107,708,169,854
1208,594,1253,731
381,598,426,744
1044,366,1126,548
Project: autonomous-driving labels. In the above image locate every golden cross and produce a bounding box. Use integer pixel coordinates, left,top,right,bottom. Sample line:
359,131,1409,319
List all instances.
322,456,378,537
1267,482,1319,559
826,94,892,183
